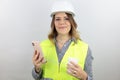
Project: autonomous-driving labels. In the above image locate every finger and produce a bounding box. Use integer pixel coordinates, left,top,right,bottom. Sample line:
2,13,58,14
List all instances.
69,61,79,68
36,56,44,64
36,53,41,61
40,57,44,62
38,52,46,63
67,68,77,78
33,51,40,61
67,65,76,75
67,69,72,74
36,59,41,64
67,63,77,71
33,50,37,57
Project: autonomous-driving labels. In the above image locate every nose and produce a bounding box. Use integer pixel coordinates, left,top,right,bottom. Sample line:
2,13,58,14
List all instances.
59,19,66,25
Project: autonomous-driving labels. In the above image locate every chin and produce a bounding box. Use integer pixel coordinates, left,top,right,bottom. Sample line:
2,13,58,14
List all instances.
58,32,69,35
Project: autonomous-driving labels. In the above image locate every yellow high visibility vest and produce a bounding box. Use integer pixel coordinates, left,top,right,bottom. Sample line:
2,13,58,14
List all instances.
40,39,88,80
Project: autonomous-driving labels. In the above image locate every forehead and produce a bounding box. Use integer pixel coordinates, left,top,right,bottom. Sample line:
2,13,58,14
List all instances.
55,12,68,18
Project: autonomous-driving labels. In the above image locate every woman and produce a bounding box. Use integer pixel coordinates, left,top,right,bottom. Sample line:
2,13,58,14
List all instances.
32,1,93,80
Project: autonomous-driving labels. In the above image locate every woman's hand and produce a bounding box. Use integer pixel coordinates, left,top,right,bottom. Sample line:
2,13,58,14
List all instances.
32,50,44,73
67,61,88,80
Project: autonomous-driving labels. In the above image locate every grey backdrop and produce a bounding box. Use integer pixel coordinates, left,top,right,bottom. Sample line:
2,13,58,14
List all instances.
0,0,120,80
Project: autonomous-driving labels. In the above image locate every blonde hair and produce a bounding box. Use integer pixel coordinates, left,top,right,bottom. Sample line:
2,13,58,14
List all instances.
48,13,80,44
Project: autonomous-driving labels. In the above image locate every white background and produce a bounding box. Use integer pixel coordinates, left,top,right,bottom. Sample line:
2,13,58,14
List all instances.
0,0,120,80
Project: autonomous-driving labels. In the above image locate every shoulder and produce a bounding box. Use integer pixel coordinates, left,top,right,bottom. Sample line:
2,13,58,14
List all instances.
76,39,88,47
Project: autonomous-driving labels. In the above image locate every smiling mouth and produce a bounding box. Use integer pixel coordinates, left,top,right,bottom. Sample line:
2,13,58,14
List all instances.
59,27,66,29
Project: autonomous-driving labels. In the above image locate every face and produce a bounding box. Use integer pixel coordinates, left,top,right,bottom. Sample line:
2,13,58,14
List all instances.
54,12,71,36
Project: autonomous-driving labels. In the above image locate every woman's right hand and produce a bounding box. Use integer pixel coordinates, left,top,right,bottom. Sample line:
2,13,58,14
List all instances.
32,50,44,73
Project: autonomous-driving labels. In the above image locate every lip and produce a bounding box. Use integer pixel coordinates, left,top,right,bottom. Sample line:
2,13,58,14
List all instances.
59,27,66,29
58,26,66,29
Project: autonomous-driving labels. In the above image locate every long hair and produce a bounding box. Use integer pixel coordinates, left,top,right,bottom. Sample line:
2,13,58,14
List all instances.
48,13,80,44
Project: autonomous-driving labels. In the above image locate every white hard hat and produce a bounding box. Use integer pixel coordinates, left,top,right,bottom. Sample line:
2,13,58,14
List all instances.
50,0,75,17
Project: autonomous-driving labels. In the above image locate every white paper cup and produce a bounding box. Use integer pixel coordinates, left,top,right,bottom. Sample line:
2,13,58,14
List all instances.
68,58,78,64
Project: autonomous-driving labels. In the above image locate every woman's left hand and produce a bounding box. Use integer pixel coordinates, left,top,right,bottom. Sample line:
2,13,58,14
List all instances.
67,61,88,80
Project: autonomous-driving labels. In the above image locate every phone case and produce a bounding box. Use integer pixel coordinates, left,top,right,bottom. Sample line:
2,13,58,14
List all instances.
32,41,47,63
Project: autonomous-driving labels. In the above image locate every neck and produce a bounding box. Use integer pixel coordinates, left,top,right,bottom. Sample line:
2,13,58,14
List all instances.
56,34,71,44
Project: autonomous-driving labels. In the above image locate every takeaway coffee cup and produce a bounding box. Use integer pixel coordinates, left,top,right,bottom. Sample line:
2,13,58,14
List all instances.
68,57,78,64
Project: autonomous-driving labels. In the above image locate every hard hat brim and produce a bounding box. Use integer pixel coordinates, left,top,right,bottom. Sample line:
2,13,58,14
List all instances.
50,11,75,17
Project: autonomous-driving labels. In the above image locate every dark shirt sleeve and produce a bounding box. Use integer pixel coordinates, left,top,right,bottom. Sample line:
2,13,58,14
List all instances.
84,47,94,80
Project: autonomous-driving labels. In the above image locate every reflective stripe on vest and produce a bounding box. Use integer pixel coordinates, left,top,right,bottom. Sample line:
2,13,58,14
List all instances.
40,39,88,80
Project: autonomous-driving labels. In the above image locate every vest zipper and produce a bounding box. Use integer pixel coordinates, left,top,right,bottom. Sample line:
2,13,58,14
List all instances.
58,62,61,80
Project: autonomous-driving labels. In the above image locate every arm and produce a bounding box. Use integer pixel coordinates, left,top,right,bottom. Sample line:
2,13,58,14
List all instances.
32,50,43,80
84,47,94,80
67,47,93,80
32,41,46,80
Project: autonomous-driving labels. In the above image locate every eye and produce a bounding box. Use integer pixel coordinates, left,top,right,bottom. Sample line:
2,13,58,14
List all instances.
55,18,60,21
64,17,69,20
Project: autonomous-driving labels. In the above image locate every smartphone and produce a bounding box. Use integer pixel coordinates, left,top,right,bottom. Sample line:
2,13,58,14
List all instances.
32,41,47,63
